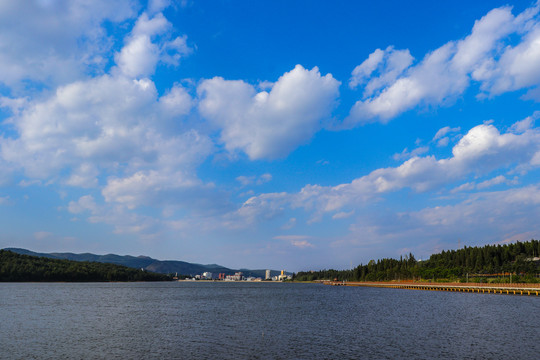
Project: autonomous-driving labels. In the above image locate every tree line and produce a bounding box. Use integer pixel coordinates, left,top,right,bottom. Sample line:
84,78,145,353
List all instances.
294,240,540,283
0,250,171,282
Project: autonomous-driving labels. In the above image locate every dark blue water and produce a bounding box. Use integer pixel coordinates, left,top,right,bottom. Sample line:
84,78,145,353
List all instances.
0,282,538,359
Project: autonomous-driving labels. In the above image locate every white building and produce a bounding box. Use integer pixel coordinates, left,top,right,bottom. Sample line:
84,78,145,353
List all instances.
225,272,243,281
265,269,271,280
202,272,213,280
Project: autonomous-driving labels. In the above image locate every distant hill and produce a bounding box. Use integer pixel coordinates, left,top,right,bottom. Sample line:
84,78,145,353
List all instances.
0,249,170,282
4,248,288,278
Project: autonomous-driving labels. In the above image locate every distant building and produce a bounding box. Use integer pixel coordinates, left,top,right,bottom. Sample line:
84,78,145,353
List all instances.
225,272,243,281
218,273,226,280
278,270,289,281
202,272,212,280
265,269,271,280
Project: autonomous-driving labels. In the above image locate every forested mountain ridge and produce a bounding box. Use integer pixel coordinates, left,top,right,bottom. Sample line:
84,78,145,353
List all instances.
4,248,288,278
295,240,540,283
0,250,171,282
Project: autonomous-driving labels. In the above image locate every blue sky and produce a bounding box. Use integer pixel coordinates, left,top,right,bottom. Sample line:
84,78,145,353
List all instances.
2,0,540,272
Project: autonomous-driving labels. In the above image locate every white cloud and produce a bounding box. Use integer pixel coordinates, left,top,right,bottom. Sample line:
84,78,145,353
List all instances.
2,75,155,178
234,116,540,223
68,195,161,237
65,163,99,188
433,127,462,148
522,86,540,101
0,0,136,90
161,35,191,66
274,235,314,248
334,184,540,258
346,42,463,124
332,211,354,220
450,182,476,193
1,74,199,182
450,123,534,171
158,84,193,117
452,175,518,193
236,176,255,186
148,0,172,15
349,48,384,89
99,129,224,215
198,65,340,160
225,192,289,228
258,173,272,184
345,3,540,125
34,231,52,240
479,22,540,95
436,137,450,147
0,4,218,242
68,195,99,214
116,33,162,78
115,12,192,78
392,146,429,161
0,96,28,116
476,175,514,189
18,180,41,187
236,173,272,186
510,110,539,133
102,166,214,211
0,65,226,231
433,126,461,141
281,217,297,230
350,46,414,97
410,185,540,237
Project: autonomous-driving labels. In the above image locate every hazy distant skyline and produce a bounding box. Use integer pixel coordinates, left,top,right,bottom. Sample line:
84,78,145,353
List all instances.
2,0,540,271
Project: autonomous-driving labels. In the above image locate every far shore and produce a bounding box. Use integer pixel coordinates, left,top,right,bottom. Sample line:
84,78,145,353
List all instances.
317,280,540,288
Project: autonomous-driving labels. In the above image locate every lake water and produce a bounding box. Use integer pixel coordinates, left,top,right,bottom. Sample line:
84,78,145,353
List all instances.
0,282,538,359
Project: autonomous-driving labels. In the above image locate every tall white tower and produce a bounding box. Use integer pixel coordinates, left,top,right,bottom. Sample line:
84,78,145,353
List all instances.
265,269,271,280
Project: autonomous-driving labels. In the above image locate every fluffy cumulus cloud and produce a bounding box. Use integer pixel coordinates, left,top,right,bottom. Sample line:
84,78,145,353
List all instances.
198,65,340,160
0,1,191,90
0,0,137,90
0,69,222,225
115,12,191,78
234,115,540,223
477,8,540,95
99,133,231,218
346,2,540,125
0,4,217,237
1,75,200,180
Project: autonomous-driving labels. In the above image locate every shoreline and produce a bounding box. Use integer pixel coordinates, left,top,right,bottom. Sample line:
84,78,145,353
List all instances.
322,280,540,295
